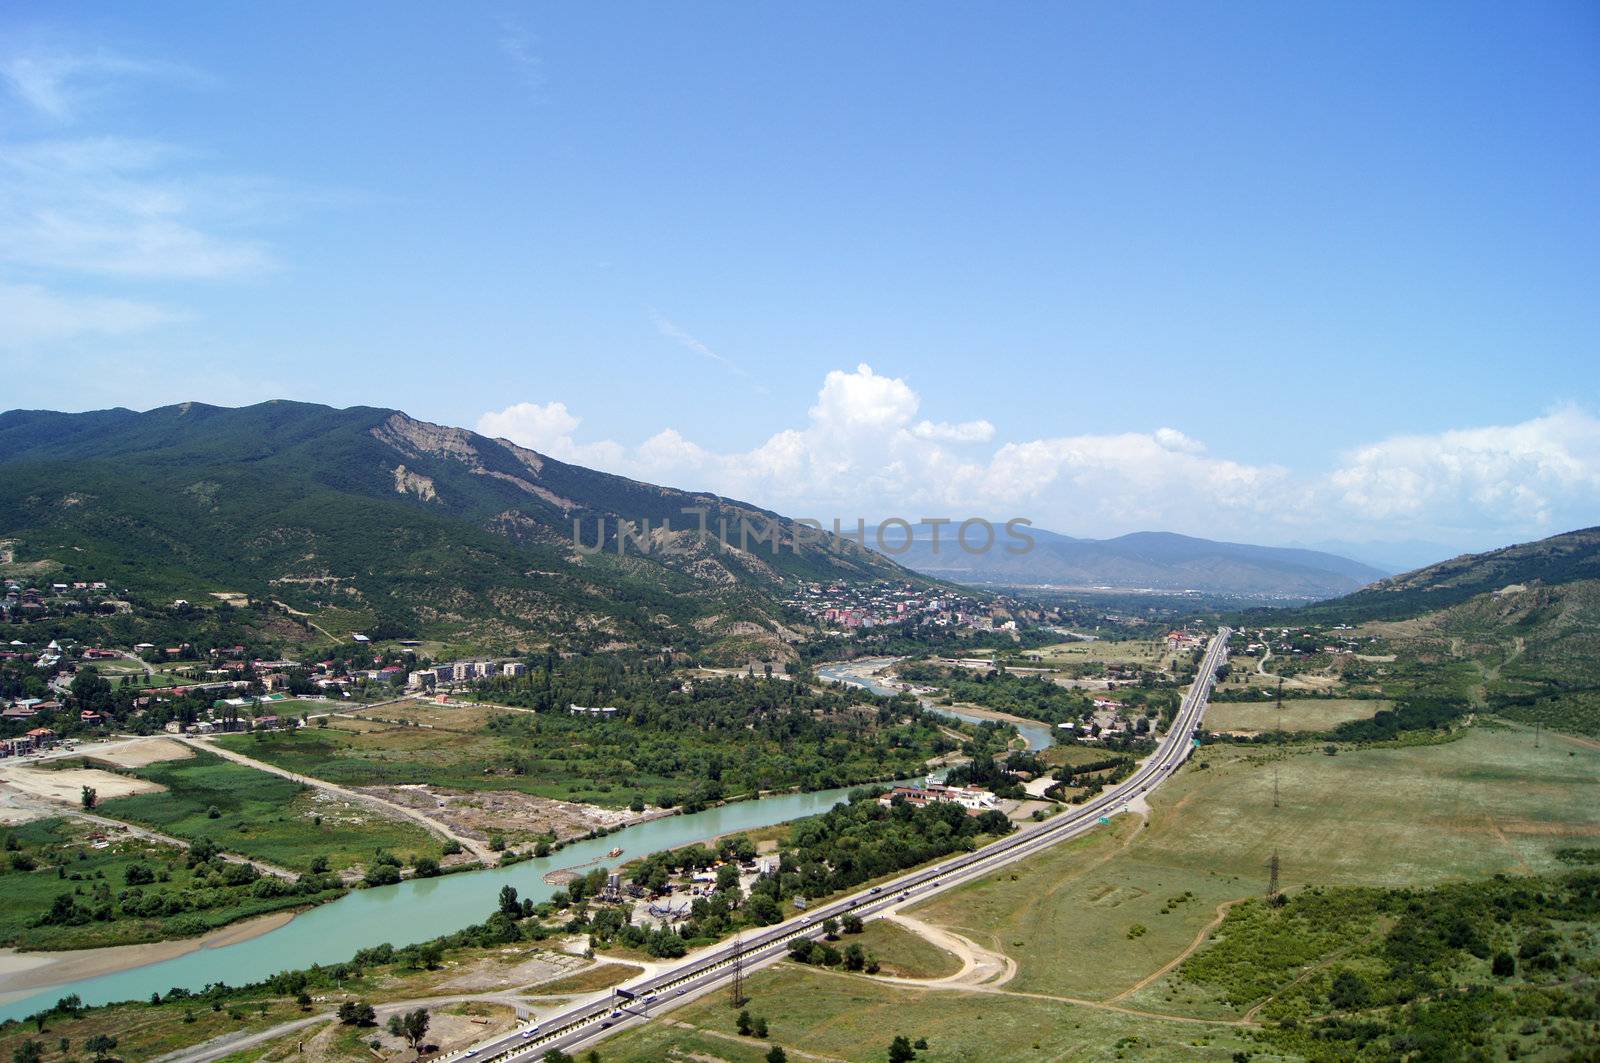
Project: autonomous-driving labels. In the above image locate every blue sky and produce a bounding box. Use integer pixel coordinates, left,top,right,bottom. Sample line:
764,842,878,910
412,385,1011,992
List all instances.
1,2,1596,555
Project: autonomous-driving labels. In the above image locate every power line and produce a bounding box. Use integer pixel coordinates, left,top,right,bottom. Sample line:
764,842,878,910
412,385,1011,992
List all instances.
729,931,747,1008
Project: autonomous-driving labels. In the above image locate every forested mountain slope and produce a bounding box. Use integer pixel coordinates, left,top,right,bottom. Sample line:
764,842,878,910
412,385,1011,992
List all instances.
0,401,913,655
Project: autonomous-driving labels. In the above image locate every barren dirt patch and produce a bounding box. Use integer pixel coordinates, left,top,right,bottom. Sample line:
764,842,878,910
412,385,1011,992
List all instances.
1,766,165,803
357,784,664,844
84,737,193,769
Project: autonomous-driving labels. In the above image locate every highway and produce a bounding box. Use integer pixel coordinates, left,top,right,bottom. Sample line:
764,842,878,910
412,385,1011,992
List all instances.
444,627,1232,1062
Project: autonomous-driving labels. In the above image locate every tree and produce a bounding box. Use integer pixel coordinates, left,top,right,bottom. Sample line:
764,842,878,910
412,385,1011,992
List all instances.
822,916,839,939
80,785,97,810
12,1042,43,1063
338,1001,377,1025
1492,951,1515,977
1328,969,1371,1011
499,884,521,916
753,1016,769,1038
85,1034,117,1062
737,1009,753,1036
542,1051,575,1063
766,1048,788,1063
888,1034,917,1063
842,913,864,934
393,1008,429,1052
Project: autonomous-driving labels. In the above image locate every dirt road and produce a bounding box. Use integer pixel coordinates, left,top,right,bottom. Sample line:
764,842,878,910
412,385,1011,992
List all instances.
178,736,493,863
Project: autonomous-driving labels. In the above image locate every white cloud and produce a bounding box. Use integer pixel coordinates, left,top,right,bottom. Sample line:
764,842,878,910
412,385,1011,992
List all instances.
652,312,768,393
1154,427,1205,454
481,370,1600,545
1328,408,1600,530
912,419,996,443
809,363,920,434
477,400,582,452
0,49,194,121
0,281,181,348
0,135,276,279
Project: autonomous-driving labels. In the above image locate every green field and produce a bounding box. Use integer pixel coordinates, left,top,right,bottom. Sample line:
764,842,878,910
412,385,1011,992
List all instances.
911,726,1598,1004
599,964,1264,1063
0,818,343,950
99,749,444,872
598,723,1599,1061
1028,639,1170,666
848,919,962,979
216,697,947,808
1205,698,1389,733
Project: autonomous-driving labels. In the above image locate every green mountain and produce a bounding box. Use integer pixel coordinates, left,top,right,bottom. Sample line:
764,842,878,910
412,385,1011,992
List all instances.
1292,526,1600,623
0,400,912,656
1281,527,1600,737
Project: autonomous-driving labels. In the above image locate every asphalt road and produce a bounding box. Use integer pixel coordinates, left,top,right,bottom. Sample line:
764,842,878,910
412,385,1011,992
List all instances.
446,627,1232,1062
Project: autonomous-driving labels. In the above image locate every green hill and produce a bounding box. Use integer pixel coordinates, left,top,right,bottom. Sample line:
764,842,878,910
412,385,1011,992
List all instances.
1291,526,1600,623
0,400,914,656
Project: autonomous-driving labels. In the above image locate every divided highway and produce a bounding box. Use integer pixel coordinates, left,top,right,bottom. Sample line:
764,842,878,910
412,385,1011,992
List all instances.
447,628,1232,1061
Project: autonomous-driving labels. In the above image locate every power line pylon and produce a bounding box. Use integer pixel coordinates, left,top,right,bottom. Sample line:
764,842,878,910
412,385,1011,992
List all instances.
729,932,746,1008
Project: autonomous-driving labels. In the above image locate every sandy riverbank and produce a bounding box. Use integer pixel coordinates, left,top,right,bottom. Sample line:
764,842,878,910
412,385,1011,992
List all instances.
0,909,299,1004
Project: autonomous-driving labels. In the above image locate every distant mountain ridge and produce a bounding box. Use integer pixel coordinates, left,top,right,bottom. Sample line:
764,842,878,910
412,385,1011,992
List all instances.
0,400,914,655
885,524,1387,599
1295,526,1600,623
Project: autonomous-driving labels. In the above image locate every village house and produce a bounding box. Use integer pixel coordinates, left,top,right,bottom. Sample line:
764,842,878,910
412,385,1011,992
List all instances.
877,782,998,812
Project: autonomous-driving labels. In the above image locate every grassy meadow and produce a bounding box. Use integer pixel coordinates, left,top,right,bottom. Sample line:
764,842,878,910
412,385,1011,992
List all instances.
1204,698,1389,733
99,749,443,872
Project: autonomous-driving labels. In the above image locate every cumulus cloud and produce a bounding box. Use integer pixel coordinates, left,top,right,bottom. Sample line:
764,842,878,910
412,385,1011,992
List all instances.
1328,408,1600,531
911,419,996,443
481,369,1600,545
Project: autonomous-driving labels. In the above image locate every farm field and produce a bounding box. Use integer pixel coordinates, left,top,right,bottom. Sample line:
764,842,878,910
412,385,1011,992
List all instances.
908,725,1599,1005
596,723,1600,1063
215,724,678,807
343,699,514,731
217,699,945,809
97,749,444,872
1027,639,1171,666
599,963,1263,1062
1204,698,1389,733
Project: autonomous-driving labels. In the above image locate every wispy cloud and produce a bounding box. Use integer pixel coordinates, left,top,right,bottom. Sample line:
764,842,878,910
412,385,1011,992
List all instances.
0,40,286,333
0,47,200,121
0,134,277,279
496,16,545,96
0,280,182,348
651,311,770,394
